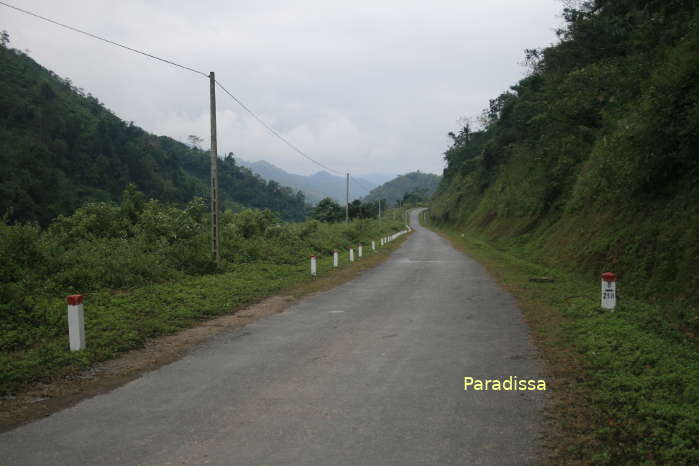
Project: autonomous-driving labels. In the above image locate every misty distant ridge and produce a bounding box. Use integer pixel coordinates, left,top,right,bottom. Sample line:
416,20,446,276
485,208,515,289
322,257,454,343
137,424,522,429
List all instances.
237,159,394,204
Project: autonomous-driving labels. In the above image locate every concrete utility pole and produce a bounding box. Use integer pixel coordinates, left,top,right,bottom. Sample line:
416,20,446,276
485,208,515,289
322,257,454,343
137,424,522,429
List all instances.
209,72,220,265
345,173,350,223
378,199,382,223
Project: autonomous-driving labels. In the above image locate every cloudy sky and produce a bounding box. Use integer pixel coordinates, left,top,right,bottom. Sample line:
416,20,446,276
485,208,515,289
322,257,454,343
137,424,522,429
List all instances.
3,0,563,178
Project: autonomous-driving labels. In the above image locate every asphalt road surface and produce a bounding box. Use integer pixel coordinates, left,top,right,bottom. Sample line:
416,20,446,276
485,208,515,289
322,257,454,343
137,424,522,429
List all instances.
0,209,547,465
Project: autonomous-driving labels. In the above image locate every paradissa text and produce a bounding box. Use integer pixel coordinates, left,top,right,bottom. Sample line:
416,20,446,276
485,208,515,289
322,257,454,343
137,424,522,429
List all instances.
464,376,546,391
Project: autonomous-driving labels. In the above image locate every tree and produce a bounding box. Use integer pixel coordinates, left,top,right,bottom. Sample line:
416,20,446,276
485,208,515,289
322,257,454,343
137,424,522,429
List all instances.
187,135,203,149
0,31,9,48
312,197,344,222
402,189,429,206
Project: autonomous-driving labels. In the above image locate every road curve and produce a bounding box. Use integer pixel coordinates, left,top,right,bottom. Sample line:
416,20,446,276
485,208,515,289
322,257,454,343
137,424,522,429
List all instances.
0,209,547,465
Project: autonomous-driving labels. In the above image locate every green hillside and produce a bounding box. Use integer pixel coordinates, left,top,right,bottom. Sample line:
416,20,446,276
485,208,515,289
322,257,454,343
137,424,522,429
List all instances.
364,171,441,206
432,1,699,308
0,36,306,223
430,4,699,461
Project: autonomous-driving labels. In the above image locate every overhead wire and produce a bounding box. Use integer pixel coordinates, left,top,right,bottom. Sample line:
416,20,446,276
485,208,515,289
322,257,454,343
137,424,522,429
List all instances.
215,81,348,178
350,176,374,195
0,1,209,78
0,0,373,194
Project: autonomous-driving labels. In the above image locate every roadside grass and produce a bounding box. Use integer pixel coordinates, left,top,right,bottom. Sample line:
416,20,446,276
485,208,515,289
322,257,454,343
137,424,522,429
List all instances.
428,222,699,465
0,236,409,397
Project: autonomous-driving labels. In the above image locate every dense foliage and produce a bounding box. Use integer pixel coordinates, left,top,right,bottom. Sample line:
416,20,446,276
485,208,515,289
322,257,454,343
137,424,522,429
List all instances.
430,2,699,463
432,1,699,307
0,187,406,393
0,36,306,223
434,226,699,465
364,171,441,206
311,197,386,222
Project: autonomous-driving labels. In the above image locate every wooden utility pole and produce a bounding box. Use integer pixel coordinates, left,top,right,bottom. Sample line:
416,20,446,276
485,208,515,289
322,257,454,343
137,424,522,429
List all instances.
345,173,350,223
209,72,220,265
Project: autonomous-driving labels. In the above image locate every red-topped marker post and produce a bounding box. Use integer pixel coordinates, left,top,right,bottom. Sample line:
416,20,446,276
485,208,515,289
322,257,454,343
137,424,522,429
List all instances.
601,272,617,310
66,294,85,351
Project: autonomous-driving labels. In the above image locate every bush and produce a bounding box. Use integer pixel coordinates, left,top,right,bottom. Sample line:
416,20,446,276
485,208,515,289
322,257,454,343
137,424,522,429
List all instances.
0,193,407,360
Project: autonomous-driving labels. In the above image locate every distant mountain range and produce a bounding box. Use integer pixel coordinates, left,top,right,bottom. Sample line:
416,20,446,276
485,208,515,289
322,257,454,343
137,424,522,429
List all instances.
237,159,393,204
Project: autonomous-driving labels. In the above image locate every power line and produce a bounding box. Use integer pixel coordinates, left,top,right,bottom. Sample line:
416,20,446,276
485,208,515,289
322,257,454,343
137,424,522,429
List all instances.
0,0,373,194
235,155,340,202
215,80,346,178
350,176,374,194
214,82,372,195
0,1,209,78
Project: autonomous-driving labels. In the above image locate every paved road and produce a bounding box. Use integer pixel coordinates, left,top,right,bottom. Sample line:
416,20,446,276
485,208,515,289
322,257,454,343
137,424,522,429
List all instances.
0,209,546,465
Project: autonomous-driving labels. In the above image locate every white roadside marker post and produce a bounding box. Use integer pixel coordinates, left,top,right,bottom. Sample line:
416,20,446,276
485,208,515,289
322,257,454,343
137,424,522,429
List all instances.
601,272,617,310
67,294,85,351
372,241,376,251
310,255,317,276
349,247,355,263
358,245,363,258
333,250,339,268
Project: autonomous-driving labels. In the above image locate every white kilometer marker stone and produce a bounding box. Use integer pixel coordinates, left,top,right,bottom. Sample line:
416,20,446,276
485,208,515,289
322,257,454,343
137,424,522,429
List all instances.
310,255,317,276
358,245,363,258
333,250,339,268
67,294,85,351
349,247,354,262
601,272,617,310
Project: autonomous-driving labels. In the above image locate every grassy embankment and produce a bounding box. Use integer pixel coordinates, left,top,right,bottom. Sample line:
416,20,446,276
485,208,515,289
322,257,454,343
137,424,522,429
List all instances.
424,214,698,465
0,196,410,396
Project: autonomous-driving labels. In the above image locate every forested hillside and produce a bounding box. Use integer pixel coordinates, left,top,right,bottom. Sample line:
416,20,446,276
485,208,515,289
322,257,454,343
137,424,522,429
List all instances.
0,36,306,223
432,0,699,308
364,171,441,206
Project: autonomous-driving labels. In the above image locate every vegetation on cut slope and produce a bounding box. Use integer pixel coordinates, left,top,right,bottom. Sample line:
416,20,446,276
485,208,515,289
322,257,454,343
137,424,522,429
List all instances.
432,0,699,309
0,34,307,223
429,1,699,463
364,171,441,206
431,222,699,465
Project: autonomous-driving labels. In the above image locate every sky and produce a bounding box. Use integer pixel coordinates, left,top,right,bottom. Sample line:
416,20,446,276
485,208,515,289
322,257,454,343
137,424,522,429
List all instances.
2,0,563,178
